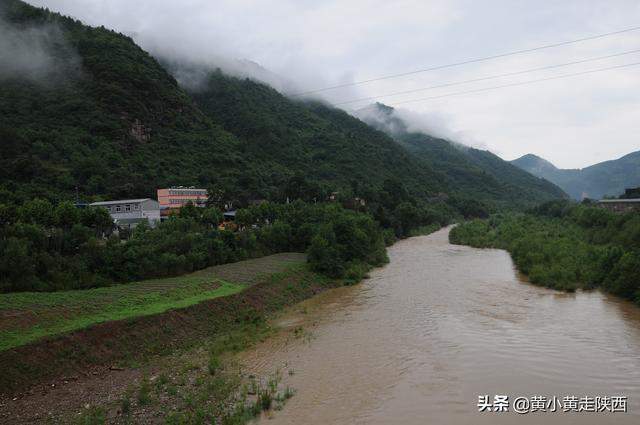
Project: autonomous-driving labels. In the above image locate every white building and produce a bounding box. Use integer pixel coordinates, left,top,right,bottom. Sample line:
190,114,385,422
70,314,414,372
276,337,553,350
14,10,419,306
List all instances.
90,198,161,228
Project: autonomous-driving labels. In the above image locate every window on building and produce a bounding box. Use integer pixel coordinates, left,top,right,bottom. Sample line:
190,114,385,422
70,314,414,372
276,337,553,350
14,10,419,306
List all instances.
115,205,122,212
125,204,131,212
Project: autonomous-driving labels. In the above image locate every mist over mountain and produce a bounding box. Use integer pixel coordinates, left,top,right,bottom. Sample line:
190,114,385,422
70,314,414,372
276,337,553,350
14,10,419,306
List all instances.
355,103,487,150
0,6,80,83
0,0,438,204
356,103,567,206
511,151,640,200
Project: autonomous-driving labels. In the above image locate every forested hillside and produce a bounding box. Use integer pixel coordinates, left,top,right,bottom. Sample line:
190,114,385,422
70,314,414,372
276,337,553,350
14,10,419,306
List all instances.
0,0,441,206
0,0,567,210
357,103,567,209
186,70,447,201
0,0,248,203
512,151,640,200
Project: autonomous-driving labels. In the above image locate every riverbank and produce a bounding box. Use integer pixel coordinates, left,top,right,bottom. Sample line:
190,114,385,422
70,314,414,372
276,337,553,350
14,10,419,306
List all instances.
0,253,305,352
0,253,350,423
449,204,640,305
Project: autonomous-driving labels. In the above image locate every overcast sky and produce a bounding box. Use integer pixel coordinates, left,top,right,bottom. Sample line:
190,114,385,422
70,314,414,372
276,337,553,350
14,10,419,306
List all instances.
27,0,640,169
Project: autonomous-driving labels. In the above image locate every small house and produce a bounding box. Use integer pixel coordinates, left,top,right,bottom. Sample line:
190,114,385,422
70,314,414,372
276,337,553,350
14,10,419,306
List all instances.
157,187,208,210
90,198,161,228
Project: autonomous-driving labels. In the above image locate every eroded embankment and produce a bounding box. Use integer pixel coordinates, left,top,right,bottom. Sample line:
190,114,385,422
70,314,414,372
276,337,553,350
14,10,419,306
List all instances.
0,264,340,398
0,253,307,352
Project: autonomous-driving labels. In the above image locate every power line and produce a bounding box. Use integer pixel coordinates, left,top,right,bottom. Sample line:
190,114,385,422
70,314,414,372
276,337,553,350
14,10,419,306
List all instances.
335,49,640,105
383,61,640,106
291,25,640,96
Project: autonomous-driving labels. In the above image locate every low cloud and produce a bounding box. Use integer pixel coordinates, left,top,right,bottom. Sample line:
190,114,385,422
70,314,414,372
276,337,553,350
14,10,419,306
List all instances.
0,12,79,83
162,55,303,94
393,108,489,150
355,103,489,151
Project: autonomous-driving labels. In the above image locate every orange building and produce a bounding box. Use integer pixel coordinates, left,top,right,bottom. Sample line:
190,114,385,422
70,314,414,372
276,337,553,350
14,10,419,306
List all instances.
157,187,208,211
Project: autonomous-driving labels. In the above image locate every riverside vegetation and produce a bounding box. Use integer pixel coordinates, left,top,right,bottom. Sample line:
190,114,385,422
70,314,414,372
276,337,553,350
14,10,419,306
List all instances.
0,195,456,293
450,200,640,305
0,197,451,411
74,332,298,424
67,272,304,425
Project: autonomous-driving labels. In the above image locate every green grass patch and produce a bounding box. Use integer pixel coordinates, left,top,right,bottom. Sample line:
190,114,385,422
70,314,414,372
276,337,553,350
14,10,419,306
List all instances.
0,257,343,398
0,254,305,351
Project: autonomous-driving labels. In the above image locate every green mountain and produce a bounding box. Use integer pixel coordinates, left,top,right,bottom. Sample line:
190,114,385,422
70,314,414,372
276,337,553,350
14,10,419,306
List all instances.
511,152,640,200
0,0,448,206
0,0,245,203
184,69,449,200
0,0,564,210
356,104,567,207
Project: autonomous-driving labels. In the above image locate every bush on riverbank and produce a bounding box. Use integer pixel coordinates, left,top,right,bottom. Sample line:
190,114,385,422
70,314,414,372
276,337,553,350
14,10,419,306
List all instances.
450,201,640,304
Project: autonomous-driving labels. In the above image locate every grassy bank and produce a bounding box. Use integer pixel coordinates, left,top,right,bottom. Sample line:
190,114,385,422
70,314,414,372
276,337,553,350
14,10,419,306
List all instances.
0,253,305,352
0,257,343,397
449,202,640,304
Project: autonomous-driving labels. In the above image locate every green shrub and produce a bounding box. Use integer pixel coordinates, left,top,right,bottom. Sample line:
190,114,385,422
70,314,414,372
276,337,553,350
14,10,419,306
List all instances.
451,207,640,305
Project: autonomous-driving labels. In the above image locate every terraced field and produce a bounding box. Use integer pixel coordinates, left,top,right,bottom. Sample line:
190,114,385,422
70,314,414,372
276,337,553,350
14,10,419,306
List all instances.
0,253,306,351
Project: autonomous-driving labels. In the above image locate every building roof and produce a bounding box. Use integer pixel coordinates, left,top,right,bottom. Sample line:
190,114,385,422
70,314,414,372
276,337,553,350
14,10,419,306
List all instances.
598,198,640,203
90,198,154,206
162,187,207,191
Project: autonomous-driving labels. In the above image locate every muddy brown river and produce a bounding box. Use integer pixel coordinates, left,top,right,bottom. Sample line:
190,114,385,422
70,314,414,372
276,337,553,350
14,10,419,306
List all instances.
238,227,640,424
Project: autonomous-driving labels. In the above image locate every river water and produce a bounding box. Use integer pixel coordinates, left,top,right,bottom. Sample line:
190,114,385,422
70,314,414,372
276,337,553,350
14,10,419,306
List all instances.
238,227,640,424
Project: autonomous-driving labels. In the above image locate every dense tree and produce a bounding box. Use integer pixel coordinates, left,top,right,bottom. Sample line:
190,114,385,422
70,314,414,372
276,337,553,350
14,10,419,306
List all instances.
0,200,393,292
450,202,640,305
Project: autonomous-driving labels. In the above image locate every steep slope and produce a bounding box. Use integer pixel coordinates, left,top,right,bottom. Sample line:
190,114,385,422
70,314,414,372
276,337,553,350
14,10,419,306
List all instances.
0,0,447,205
512,151,640,199
357,104,567,208
186,70,448,200
0,0,245,203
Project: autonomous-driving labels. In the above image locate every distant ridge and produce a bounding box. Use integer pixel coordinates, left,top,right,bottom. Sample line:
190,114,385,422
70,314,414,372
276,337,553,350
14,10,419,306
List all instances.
511,151,640,200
